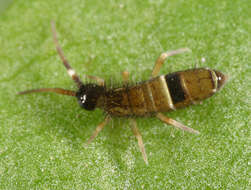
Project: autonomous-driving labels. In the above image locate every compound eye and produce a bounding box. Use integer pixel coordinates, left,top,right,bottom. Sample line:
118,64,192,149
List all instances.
76,84,104,111
80,94,87,104
77,93,96,111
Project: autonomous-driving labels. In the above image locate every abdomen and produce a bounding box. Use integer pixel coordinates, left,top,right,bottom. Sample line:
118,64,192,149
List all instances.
104,68,218,117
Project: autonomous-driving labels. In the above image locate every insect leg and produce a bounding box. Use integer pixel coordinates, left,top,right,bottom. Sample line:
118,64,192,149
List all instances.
18,88,76,96
151,48,191,77
86,116,111,146
156,113,200,134
121,72,148,164
85,74,105,86
121,70,130,84
130,119,148,165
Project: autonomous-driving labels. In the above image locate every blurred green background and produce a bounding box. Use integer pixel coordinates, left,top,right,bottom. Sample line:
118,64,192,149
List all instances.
0,0,250,189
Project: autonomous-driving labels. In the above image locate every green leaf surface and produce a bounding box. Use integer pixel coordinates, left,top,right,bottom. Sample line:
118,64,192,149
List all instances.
0,0,250,189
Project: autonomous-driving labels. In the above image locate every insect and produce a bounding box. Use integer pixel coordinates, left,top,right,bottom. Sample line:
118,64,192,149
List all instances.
19,22,228,164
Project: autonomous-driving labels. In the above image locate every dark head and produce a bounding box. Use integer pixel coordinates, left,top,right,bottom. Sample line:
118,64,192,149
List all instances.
76,84,105,111
213,70,228,90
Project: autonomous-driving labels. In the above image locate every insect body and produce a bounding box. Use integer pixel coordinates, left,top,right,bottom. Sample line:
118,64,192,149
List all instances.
19,22,228,164
94,68,225,117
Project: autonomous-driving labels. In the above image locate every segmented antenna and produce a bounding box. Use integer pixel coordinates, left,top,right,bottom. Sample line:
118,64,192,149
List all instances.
18,88,76,96
51,21,83,88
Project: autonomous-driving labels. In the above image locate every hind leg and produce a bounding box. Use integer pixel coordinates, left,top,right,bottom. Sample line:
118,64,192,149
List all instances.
156,113,200,134
152,48,190,77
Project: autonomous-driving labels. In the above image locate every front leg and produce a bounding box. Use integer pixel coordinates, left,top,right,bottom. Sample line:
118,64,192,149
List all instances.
85,116,111,146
